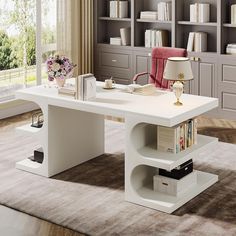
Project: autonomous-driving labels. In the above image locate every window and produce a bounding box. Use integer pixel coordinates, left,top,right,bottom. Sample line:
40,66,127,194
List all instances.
0,0,57,102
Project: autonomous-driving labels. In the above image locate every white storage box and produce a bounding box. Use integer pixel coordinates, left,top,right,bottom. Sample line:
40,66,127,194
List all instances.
153,171,197,196
110,37,122,45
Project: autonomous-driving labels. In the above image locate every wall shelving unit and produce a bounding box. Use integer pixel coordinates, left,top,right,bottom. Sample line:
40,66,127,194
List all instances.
94,0,236,119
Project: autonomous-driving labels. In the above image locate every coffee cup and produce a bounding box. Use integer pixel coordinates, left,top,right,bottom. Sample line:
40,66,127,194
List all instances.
104,79,115,88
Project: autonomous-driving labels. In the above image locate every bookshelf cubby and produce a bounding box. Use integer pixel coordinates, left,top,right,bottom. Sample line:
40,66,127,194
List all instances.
94,0,236,119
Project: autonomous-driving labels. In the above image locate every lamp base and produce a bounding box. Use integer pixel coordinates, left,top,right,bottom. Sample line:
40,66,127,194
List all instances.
174,100,183,106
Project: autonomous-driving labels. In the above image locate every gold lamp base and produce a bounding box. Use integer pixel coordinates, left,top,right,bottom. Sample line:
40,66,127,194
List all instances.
174,99,183,106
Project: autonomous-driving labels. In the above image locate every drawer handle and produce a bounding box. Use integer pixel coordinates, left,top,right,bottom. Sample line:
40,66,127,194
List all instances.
111,59,117,62
162,182,168,186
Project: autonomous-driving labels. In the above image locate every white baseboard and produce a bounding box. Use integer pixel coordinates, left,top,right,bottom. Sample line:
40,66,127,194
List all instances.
0,100,39,119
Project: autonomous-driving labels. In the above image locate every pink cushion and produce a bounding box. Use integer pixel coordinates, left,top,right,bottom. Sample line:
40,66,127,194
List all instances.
149,47,187,89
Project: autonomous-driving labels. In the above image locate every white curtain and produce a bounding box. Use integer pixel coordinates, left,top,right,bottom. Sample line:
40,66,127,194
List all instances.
57,0,93,76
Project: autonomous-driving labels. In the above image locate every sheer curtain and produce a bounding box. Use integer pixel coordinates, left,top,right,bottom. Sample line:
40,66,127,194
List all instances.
57,0,94,76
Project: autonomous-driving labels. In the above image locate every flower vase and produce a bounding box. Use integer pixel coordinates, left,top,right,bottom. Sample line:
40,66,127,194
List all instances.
55,77,66,87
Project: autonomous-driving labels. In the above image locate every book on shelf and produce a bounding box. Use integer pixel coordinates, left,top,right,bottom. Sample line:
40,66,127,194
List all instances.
110,37,122,45
145,29,169,48
109,1,128,18
226,44,236,54
190,3,210,23
157,118,198,154
140,11,158,20
157,2,171,21
120,27,131,46
187,32,207,52
231,5,236,24
119,1,128,18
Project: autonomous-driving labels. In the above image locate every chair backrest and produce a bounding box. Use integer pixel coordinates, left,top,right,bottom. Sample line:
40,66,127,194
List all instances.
149,47,187,89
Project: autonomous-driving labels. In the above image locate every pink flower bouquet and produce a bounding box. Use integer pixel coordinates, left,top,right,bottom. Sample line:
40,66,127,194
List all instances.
46,55,76,81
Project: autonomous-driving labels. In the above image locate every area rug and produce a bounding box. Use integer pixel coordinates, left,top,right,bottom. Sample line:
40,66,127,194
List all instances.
0,120,236,236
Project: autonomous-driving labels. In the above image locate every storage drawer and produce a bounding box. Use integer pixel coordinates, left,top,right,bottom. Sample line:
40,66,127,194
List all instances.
101,52,130,69
222,92,236,111
153,171,197,196
223,65,236,84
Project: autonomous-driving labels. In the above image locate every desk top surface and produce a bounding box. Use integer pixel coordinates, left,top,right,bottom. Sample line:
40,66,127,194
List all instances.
16,82,218,127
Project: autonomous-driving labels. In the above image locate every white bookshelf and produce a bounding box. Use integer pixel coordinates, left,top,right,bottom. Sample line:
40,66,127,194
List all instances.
132,171,218,214
137,135,218,171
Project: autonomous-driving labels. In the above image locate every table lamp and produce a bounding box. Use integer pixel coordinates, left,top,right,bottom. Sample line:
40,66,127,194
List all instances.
163,57,193,106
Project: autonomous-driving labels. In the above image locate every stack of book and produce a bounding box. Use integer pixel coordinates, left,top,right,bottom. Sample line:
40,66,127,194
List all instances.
145,29,169,48
157,118,197,154
187,32,207,52
231,4,236,24
157,2,171,21
110,1,128,18
140,11,158,20
226,44,236,54
110,37,122,45
190,3,210,23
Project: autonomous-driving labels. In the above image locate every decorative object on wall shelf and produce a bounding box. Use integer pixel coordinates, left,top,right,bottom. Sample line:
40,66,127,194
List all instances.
110,37,122,45
226,44,236,54
31,111,43,128
231,4,236,24
110,0,128,18
140,11,158,20
120,27,131,46
157,2,171,21
163,57,193,106
145,29,169,48
46,54,76,87
187,32,207,52
190,3,210,23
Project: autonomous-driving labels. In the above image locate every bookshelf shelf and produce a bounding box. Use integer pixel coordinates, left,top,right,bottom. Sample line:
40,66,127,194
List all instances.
178,21,217,27
99,17,131,22
136,19,172,24
132,170,218,213
137,135,218,171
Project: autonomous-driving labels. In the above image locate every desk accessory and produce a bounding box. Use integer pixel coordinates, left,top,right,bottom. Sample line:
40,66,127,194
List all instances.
75,74,96,101
58,85,76,97
159,159,193,180
163,57,193,106
104,78,116,89
31,111,43,128
127,84,156,95
28,148,44,163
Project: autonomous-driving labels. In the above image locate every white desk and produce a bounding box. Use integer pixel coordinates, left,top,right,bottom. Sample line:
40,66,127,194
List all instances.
16,82,218,213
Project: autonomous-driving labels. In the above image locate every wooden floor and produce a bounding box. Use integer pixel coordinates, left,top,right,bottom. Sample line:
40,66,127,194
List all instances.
0,112,235,236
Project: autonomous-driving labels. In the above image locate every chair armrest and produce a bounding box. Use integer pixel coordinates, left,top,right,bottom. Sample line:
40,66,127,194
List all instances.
133,72,149,84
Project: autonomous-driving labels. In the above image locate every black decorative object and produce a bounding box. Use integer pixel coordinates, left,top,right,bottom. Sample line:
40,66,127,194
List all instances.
31,111,44,128
29,148,44,164
159,159,193,180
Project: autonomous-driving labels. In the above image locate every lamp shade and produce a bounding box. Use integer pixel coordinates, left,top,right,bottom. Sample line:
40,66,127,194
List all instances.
163,57,193,81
